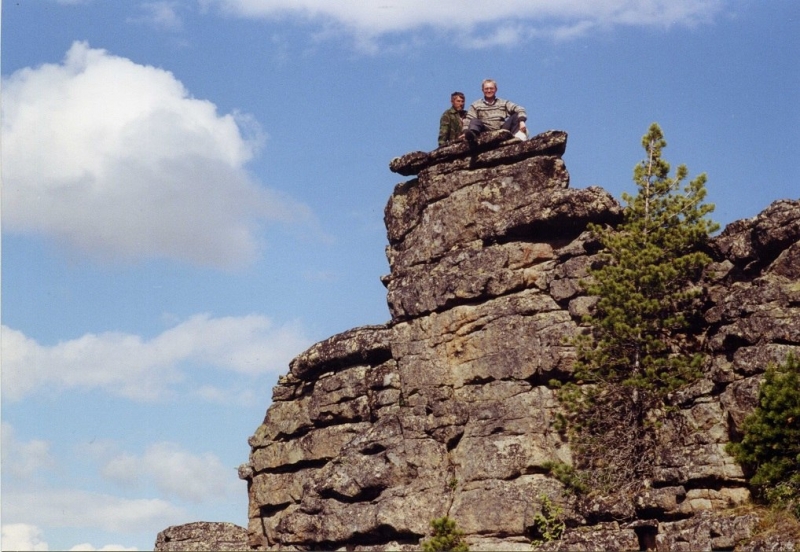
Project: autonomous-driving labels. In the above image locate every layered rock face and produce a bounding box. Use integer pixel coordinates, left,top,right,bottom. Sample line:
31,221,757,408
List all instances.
154,522,248,551
240,131,800,551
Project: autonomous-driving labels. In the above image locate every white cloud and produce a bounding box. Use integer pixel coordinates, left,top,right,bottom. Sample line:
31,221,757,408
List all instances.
192,384,258,405
69,545,138,551
1,523,49,551
203,0,727,44
130,2,184,31
1,314,311,401
1,423,56,480
101,442,241,503
2,490,185,534
1,41,313,268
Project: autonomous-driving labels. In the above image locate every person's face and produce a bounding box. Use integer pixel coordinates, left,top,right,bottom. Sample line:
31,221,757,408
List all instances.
482,83,497,100
451,95,465,110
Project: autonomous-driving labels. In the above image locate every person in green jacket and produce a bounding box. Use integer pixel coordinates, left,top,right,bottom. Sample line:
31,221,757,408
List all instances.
438,91,467,147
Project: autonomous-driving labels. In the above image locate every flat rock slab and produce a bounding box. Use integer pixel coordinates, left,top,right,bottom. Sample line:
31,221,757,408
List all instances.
389,130,568,176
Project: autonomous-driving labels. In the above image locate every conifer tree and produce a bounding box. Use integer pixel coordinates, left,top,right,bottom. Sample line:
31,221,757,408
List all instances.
560,123,720,497
727,355,800,517
578,122,719,394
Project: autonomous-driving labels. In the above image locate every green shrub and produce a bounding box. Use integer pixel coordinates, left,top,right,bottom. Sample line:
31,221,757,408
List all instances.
727,354,800,518
421,516,469,552
542,461,588,495
531,495,565,547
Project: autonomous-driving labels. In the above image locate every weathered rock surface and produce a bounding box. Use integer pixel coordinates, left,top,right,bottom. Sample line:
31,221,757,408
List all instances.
154,522,247,551
388,129,567,177
162,132,800,550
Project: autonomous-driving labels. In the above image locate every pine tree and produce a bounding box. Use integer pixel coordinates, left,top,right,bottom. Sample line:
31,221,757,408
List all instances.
560,123,720,497
727,355,800,517
578,122,719,394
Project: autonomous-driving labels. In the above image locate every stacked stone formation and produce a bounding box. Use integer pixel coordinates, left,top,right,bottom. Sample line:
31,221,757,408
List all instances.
238,131,800,551
154,522,248,551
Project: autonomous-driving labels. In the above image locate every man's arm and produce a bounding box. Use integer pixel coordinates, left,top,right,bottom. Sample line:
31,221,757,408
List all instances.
438,112,451,147
507,100,527,123
504,99,527,132
465,102,478,124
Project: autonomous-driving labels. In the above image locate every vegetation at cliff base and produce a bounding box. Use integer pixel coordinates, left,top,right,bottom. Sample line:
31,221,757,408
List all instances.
531,494,566,547
421,517,469,552
559,122,719,495
727,355,800,518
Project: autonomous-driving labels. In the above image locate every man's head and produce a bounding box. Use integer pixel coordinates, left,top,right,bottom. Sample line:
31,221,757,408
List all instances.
481,79,497,101
450,91,465,110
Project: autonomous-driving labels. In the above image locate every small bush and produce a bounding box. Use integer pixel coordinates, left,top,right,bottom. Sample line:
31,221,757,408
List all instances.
542,461,588,495
531,495,565,547
421,516,469,552
727,354,800,518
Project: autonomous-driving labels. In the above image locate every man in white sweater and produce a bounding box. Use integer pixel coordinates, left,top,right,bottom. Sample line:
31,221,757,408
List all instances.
464,79,528,142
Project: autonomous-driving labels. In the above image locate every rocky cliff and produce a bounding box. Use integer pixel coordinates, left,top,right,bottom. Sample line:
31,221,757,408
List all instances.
172,131,800,551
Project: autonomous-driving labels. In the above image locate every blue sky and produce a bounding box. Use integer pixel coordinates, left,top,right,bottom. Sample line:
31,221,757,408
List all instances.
1,0,797,550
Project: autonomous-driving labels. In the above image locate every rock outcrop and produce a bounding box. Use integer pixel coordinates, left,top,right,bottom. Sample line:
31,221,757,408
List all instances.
154,522,248,551
234,130,799,551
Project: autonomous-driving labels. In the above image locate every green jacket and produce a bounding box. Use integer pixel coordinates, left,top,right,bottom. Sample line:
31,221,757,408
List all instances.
438,107,466,147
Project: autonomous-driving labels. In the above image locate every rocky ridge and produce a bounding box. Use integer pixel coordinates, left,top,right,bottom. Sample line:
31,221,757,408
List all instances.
154,522,248,551
158,130,800,551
